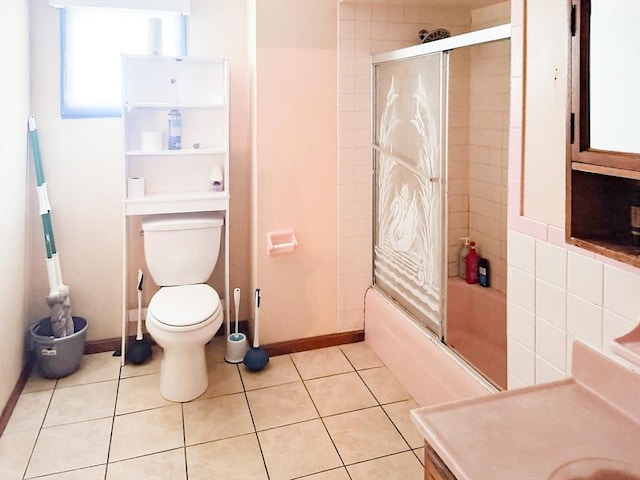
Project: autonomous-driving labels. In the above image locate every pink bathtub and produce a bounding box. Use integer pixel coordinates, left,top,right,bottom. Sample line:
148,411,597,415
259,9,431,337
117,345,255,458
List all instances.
446,277,507,389
364,288,492,407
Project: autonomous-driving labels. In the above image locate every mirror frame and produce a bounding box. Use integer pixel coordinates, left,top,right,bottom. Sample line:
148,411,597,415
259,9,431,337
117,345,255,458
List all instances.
570,0,640,171
567,0,640,268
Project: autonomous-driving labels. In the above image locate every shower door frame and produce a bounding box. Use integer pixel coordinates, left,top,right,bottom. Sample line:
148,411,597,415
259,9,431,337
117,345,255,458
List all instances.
371,24,512,342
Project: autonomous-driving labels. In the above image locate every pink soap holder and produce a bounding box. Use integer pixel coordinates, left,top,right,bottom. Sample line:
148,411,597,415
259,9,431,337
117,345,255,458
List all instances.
611,321,640,367
267,230,297,255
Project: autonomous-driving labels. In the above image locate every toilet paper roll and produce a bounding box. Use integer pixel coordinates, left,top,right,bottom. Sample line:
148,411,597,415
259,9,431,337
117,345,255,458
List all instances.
127,177,145,199
140,132,163,152
148,18,163,55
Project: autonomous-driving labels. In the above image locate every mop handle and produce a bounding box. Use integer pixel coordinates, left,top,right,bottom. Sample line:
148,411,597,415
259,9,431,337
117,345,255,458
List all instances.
29,114,65,295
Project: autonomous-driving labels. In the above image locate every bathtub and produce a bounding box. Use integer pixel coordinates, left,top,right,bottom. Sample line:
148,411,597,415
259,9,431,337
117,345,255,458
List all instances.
446,277,507,389
364,288,493,407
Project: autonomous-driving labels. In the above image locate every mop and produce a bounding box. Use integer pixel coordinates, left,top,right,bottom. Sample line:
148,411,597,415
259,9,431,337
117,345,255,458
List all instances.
28,114,74,338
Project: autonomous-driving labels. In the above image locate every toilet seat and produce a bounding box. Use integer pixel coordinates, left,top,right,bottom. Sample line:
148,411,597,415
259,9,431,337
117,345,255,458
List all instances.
148,284,220,331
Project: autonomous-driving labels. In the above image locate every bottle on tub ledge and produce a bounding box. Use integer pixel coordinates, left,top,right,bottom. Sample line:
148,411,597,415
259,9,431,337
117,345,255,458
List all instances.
478,257,490,287
465,241,480,284
458,237,471,280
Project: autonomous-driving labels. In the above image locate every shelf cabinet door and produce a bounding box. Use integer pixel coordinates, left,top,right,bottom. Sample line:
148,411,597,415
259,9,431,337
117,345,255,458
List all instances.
122,55,227,106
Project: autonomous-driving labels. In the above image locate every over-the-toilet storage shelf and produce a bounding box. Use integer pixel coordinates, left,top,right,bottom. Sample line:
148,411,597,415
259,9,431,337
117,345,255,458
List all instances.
122,54,229,215
120,55,230,363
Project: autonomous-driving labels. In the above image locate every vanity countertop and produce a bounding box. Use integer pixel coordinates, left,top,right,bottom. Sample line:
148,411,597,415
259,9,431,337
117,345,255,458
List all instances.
411,341,640,479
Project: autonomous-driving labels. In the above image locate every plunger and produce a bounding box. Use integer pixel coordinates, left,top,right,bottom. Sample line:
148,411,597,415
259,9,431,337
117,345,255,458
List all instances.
244,288,269,372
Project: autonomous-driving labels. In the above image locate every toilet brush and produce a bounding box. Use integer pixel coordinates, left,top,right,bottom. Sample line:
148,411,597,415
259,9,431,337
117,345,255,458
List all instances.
128,269,152,365
244,288,269,372
225,288,248,363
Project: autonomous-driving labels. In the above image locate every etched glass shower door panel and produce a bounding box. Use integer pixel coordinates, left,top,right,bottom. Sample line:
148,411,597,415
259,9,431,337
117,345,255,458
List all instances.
373,52,446,335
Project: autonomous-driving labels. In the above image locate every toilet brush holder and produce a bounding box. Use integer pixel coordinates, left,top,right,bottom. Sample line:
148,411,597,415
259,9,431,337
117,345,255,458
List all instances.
225,333,248,363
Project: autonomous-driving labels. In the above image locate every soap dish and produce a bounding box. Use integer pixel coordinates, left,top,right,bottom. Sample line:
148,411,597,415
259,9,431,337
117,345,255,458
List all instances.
611,322,640,367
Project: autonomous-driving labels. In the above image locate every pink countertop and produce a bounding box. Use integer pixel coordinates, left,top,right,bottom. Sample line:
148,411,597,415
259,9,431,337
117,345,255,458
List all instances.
411,342,640,479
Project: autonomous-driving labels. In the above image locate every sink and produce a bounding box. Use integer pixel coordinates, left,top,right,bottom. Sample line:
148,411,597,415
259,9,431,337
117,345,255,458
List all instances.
611,321,640,366
549,458,640,480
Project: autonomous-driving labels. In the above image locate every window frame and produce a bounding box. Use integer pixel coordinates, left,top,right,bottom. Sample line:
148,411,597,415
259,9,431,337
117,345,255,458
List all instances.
59,8,187,119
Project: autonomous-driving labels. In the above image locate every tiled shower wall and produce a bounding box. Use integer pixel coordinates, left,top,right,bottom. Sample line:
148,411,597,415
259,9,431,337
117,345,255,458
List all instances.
466,4,510,294
337,1,510,330
337,2,471,332
447,3,510,295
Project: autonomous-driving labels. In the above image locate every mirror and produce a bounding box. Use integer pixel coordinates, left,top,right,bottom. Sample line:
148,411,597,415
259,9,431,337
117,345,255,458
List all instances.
588,0,640,154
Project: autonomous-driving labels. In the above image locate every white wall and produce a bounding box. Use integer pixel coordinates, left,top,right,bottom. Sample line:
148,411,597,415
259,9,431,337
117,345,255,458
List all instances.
0,0,30,410
252,0,338,343
28,1,123,342
27,1,253,343
28,0,337,347
521,0,566,226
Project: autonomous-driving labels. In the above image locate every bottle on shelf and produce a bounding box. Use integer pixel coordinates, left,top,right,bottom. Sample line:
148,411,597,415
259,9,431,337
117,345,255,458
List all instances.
168,109,182,150
631,190,640,247
465,241,480,285
459,237,470,280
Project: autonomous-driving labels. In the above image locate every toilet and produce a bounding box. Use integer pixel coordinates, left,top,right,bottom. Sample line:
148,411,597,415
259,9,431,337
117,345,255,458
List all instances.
142,212,225,402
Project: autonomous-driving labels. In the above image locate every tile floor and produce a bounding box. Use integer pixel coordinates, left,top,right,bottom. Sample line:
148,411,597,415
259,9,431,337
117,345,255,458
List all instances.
0,339,425,480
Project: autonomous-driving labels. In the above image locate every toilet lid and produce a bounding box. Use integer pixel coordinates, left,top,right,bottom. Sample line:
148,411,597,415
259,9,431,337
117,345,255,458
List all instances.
148,284,219,328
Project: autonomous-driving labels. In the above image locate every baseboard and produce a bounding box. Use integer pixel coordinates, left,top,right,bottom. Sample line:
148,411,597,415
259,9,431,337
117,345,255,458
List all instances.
1,327,364,434
85,319,251,356
262,330,365,357
0,356,34,437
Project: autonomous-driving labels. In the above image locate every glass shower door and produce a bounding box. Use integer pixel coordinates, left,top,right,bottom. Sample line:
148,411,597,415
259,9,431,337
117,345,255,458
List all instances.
372,52,447,336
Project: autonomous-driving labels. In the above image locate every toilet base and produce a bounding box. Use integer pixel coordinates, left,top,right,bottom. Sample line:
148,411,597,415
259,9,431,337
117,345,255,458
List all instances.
159,345,208,402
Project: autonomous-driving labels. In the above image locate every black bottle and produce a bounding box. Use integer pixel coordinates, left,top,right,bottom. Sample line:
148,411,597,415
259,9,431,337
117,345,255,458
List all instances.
632,191,640,247
478,258,490,287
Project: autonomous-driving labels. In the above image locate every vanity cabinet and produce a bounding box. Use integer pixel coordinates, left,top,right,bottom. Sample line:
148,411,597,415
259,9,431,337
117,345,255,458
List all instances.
567,0,640,268
120,55,230,362
425,444,457,480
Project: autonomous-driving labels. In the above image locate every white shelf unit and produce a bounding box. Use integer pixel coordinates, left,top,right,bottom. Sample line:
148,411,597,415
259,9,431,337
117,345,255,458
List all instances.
120,55,230,364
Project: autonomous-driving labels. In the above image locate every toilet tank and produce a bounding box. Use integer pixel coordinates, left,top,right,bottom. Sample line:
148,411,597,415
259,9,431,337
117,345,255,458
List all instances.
142,212,224,286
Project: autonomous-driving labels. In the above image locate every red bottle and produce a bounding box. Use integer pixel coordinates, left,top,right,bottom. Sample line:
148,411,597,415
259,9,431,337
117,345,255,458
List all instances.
465,242,480,284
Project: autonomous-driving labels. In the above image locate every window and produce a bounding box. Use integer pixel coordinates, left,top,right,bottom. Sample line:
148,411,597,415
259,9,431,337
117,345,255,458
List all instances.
59,7,186,118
